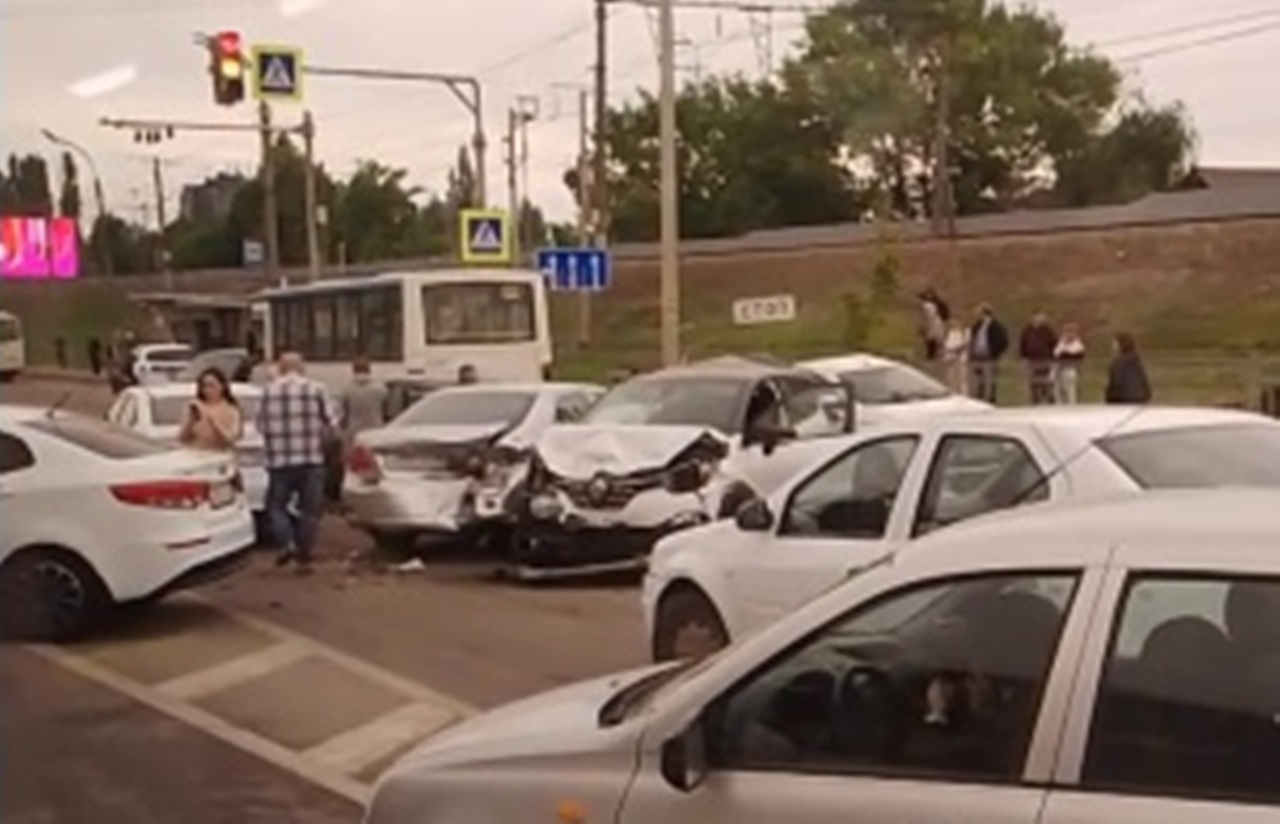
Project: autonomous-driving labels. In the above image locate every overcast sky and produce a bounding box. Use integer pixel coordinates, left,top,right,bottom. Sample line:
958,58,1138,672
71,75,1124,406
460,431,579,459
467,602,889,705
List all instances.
2,0,1277,227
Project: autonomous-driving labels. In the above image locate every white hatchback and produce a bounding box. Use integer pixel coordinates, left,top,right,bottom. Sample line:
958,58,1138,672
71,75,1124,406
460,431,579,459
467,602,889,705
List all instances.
798,352,990,425
367,489,1280,824
643,405,1280,660
0,405,255,640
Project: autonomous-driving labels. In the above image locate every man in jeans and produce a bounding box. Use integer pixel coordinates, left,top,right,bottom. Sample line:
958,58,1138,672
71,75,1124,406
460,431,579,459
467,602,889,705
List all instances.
256,351,337,572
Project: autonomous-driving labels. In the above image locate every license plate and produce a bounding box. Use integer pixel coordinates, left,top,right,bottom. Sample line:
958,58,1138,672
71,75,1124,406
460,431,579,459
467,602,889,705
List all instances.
210,481,236,508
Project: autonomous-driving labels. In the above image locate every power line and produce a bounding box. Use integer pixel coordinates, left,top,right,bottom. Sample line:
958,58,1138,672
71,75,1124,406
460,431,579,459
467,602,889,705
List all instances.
1115,19,1280,62
1095,7,1280,48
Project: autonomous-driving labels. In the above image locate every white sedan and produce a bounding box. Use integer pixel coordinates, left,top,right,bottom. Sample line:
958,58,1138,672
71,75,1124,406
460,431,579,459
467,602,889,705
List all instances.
0,405,255,641
643,405,1280,660
367,489,1280,824
131,342,193,385
798,352,990,425
107,382,267,513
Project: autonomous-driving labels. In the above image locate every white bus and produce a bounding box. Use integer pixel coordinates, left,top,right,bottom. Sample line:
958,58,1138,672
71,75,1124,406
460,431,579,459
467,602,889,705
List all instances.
0,310,25,381
256,269,553,389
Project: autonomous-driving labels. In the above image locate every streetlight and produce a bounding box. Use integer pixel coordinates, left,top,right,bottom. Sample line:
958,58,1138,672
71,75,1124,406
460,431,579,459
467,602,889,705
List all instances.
657,0,680,366
40,128,113,277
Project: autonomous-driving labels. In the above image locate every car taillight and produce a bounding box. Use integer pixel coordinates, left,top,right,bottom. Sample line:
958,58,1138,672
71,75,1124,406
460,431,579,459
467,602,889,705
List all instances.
111,479,211,509
347,444,382,483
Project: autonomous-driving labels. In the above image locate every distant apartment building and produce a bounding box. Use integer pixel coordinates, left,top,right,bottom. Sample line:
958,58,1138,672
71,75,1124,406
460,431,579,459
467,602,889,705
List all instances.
179,173,246,223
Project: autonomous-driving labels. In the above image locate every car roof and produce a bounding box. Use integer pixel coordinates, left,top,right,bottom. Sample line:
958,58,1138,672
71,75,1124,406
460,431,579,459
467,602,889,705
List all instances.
424,381,602,396
136,342,192,351
128,382,262,399
919,404,1273,436
897,488,1280,576
798,353,903,373
638,355,819,383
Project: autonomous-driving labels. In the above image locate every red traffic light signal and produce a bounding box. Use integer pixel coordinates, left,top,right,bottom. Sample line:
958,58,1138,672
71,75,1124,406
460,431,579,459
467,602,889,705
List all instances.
209,30,245,106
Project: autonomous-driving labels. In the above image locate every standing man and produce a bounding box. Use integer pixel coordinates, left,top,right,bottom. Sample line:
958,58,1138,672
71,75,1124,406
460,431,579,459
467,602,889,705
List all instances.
967,303,1009,404
340,358,389,440
256,351,337,573
1019,311,1059,405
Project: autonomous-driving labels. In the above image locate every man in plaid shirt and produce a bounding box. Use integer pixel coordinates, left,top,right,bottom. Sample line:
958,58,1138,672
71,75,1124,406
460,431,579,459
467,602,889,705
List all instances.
256,352,338,571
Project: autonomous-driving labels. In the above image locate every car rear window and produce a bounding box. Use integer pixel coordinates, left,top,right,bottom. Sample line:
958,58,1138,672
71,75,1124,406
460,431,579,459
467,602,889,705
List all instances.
27,414,170,459
1096,423,1280,488
148,346,192,363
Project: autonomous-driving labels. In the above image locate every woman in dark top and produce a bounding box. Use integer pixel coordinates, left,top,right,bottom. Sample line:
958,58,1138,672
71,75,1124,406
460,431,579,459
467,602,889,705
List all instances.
1105,332,1152,404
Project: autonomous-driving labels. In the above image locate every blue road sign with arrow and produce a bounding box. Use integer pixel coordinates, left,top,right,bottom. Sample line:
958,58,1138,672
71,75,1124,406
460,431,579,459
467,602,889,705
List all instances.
536,248,611,292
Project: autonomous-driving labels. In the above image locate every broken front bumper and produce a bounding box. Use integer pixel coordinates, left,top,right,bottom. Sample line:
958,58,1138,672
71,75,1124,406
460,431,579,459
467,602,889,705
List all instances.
511,487,711,579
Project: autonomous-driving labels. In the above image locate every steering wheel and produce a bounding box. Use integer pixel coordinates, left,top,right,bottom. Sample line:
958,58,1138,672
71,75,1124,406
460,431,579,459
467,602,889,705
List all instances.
832,665,899,758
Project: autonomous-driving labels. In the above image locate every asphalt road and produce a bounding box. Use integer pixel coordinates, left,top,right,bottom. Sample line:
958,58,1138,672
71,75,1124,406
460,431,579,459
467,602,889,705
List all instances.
1,374,648,821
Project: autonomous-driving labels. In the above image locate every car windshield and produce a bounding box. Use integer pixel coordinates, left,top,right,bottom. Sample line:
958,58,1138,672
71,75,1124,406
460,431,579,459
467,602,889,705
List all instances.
1096,423,1280,488
28,414,169,459
392,390,536,428
151,396,261,427
838,364,951,404
582,377,748,433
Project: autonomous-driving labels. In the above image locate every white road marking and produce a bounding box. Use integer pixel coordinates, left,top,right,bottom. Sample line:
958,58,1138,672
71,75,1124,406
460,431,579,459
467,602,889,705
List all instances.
27,596,481,807
155,643,309,700
304,701,459,776
27,642,375,806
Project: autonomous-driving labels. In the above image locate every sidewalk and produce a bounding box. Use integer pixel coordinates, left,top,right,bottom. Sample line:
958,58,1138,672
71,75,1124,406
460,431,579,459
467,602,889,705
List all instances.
18,366,107,386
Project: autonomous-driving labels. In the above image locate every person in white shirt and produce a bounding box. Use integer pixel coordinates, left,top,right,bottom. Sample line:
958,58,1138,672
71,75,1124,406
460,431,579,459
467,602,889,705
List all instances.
1053,322,1087,405
942,320,970,396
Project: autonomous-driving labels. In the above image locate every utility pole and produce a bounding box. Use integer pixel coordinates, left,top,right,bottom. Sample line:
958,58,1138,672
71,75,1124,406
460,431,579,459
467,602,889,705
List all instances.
258,101,281,282
576,87,592,347
301,110,321,282
517,94,538,253
505,107,520,260
657,0,680,366
151,157,174,290
593,0,610,249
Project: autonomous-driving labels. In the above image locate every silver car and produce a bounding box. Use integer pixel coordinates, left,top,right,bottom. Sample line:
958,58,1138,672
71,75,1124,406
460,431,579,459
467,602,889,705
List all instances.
344,382,603,555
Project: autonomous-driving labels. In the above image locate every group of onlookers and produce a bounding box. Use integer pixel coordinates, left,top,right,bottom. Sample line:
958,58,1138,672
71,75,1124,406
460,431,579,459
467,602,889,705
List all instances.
918,289,1152,406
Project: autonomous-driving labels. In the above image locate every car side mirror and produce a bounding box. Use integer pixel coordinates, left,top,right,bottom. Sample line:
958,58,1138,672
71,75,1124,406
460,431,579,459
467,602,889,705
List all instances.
734,497,774,532
660,720,708,793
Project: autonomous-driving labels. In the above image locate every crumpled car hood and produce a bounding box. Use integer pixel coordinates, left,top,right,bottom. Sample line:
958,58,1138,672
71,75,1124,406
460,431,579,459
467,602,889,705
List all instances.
536,424,727,479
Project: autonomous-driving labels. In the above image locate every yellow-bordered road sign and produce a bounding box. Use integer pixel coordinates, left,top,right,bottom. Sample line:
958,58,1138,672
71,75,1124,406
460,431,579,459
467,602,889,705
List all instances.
251,44,304,101
460,209,512,264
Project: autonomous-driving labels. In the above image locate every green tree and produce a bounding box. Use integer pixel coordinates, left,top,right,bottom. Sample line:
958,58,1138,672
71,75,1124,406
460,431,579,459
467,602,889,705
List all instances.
3,154,54,217
225,135,337,266
333,160,429,262
582,76,860,241
788,0,1193,215
57,152,82,219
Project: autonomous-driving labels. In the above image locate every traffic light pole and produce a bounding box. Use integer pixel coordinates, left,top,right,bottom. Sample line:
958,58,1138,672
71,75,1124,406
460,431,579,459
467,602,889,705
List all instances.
302,65,487,207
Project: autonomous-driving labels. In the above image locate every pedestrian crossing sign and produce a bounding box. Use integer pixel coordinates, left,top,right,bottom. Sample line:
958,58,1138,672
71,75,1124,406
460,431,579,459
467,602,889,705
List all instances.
460,209,512,264
251,44,304,101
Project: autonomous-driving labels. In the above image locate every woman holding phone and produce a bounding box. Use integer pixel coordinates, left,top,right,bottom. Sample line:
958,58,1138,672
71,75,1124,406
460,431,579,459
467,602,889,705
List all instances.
179,367,244,451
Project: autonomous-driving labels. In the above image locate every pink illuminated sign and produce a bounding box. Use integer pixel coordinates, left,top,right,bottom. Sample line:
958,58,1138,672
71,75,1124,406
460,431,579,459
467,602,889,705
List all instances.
0,217,81,279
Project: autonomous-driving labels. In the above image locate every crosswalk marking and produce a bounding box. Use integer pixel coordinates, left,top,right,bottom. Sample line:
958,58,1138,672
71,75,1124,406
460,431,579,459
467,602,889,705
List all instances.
303,701,458,775
156,643,308,700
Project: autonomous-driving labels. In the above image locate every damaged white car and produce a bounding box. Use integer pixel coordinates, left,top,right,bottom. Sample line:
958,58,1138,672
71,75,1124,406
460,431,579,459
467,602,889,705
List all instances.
512,357,855,579
344,382,603,555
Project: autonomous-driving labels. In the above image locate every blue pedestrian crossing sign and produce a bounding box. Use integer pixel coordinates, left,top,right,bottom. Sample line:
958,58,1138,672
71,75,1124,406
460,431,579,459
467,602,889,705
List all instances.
460,209,512,264
251,44,304,101
536,248,611,292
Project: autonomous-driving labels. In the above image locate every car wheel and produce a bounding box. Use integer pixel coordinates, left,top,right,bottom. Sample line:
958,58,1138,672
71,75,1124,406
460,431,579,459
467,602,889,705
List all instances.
0,548,110,642
653,587,730,662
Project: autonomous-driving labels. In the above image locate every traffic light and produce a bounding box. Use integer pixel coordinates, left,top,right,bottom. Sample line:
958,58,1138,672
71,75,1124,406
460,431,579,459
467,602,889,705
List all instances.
209,30,245,106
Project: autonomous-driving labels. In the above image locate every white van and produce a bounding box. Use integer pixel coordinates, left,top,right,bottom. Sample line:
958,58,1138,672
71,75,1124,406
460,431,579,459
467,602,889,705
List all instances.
0,310,26,381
